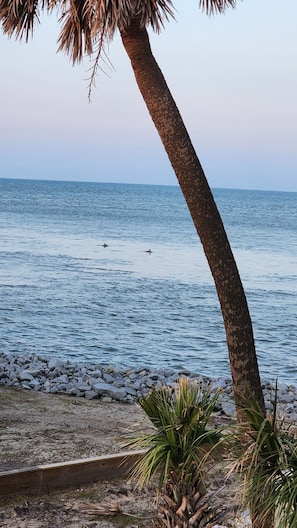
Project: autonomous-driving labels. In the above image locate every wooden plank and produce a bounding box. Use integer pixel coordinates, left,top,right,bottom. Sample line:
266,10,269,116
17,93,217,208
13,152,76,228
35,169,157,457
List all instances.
0,450,146,498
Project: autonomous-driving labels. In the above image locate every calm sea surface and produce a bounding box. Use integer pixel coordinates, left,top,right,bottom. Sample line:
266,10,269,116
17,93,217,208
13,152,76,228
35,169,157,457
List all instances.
0,178,296,384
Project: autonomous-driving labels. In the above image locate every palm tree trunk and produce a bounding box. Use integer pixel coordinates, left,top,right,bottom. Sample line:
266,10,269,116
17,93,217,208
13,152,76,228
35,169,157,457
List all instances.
120,19,265,419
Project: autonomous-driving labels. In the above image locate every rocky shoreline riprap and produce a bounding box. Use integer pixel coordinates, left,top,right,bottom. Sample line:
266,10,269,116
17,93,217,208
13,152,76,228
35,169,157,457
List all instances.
1,352,297,420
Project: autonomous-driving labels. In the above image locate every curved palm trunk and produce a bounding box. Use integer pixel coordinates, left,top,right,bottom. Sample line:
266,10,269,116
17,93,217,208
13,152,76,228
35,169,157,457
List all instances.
120,20,265,419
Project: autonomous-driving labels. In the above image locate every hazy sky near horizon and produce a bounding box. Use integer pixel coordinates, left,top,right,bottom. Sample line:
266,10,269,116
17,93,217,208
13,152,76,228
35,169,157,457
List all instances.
0,0,296,192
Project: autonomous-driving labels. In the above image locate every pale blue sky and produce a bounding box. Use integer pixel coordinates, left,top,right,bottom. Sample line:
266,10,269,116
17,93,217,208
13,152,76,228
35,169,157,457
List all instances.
1,0,296,191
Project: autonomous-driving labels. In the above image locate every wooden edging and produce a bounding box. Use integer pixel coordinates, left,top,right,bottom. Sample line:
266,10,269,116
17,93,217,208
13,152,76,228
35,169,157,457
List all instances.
0,450,146,498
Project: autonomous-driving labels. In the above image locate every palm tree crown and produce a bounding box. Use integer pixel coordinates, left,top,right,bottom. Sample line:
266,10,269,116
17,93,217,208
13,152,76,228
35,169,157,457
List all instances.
0,0,236,63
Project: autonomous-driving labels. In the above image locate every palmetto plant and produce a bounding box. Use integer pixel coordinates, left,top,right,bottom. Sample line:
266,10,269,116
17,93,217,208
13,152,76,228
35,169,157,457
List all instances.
125,378,224,528
0,0,266,423
231,385,297,528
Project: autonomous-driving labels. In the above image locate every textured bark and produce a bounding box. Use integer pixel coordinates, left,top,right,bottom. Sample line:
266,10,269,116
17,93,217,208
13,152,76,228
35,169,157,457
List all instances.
156,474,216,528
120,20,265,419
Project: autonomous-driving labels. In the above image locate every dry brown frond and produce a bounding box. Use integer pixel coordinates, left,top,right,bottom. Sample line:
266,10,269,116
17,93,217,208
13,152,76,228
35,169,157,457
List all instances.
75,499,123,515
55,0,175,64
74,499,144,518
0,0,43,40
0,0,175,62
199,0,236,15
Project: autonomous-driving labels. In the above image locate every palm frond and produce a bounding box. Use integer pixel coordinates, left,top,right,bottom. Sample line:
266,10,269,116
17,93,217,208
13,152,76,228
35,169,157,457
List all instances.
230,383,297,527
77,499,123,515
0,0,46,40
0,0,175,63
56,0,175,63
199,0,237,15
123,378,224,490
56,0,94,62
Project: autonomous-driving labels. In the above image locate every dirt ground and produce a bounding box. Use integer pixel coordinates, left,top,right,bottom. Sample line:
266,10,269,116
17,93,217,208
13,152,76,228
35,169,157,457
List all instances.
0,386,153,470
0,386,250,527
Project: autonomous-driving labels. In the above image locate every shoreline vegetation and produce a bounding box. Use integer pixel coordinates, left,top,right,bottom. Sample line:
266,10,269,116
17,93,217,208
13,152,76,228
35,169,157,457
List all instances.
1,353,297,527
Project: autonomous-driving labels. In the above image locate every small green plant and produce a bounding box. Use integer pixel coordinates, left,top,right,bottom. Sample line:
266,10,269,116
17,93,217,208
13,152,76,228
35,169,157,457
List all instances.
231,383,297,528
124,377,225,528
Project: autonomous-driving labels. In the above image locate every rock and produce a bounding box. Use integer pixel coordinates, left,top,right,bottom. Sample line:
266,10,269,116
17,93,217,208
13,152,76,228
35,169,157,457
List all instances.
101,396,113,403
91,369,103,379
18,371,34,381
84,390,98,400
123,386,137,396
48,358,62,370
25,368,44,377
0,351,296,419
103,373,114,384
78,384,91,392
108,388,127,401
21,381,32,390
221,399,236,418
281,393,295,404
43,380,52,391
55,374,69,384
93,382,114,395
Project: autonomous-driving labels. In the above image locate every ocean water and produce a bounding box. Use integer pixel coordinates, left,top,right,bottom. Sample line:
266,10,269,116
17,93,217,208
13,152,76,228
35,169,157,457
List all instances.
0,178,296,384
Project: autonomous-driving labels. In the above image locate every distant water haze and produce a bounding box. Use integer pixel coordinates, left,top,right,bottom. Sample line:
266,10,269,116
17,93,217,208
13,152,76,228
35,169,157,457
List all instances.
0,178,296,384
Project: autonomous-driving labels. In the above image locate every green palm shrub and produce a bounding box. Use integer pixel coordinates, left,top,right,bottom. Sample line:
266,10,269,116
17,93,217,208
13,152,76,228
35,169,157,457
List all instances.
231,384,297,528
125,377,225,528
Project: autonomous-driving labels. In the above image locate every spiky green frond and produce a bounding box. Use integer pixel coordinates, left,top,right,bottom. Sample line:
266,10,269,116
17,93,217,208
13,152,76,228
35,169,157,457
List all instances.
124,378,223,489
231,384,297,527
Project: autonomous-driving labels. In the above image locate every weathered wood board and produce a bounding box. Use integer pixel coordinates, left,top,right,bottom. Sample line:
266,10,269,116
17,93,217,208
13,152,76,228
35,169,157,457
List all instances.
0,450,145,497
